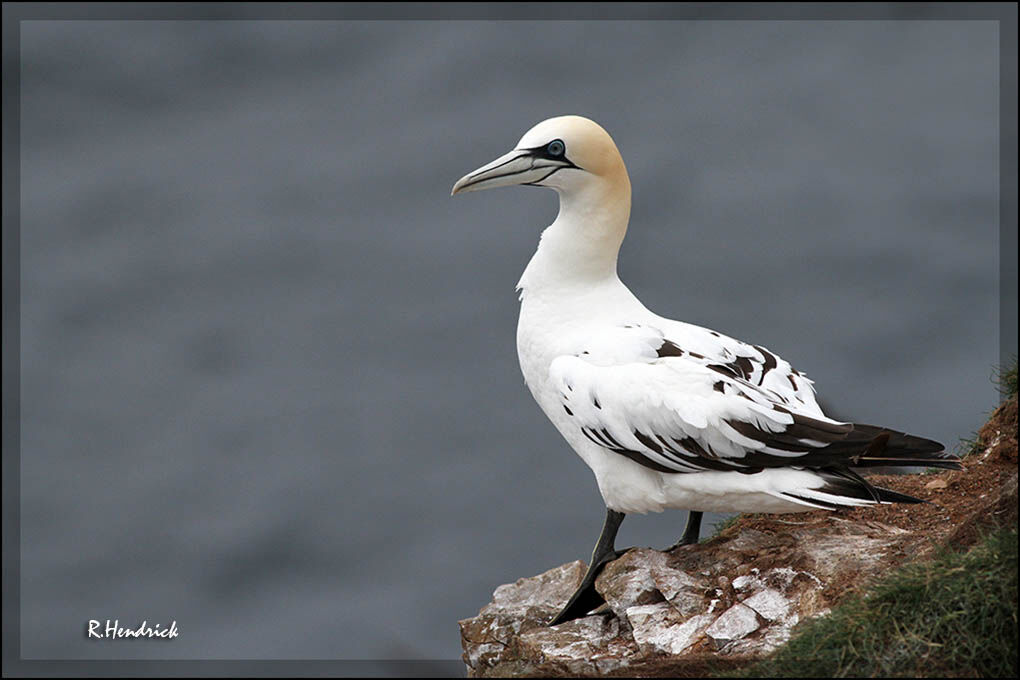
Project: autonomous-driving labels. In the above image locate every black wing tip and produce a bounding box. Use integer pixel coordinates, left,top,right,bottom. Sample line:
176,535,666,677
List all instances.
928,456,964,471
856,453,963,471
848,426,965,470
913,437,949,455
874,486,927,504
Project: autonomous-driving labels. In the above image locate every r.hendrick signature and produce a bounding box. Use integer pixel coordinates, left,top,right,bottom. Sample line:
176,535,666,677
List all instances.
87,619,179,640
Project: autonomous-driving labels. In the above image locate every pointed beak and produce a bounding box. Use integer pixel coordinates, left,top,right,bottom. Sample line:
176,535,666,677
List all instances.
451,149,571,196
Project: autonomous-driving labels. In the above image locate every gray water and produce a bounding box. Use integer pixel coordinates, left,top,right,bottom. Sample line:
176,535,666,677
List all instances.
19,19,1000,661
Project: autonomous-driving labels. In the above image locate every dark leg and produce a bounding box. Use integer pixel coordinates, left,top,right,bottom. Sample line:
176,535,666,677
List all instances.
548,508,626,625
665,510,703,551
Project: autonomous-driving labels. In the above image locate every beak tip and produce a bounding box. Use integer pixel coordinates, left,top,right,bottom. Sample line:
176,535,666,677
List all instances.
450,176,472,196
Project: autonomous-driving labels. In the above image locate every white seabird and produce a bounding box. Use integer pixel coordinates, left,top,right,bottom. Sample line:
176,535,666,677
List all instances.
451,115,961,625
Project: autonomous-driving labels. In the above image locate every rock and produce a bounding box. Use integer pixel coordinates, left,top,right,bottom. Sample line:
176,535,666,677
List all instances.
626,604,715,656
596,549,667,621
459,530,843,676
516,616,636,677
742,588,790,622
458,561,587,673
459,401,1018,677
705,603,760,645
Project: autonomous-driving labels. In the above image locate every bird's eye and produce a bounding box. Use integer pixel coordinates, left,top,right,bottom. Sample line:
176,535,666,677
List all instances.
546,139,565,157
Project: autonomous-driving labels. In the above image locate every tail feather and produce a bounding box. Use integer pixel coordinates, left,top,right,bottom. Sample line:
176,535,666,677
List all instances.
873,485,925,504
831,423,962,471
775,424,957,511
778,483,924,509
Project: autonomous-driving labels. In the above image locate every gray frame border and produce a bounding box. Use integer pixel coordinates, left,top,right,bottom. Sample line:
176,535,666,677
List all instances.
3,2,1016,677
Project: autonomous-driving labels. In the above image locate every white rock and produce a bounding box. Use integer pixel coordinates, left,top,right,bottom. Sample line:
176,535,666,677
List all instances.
625,603,716,656
728,611,802,656
668,589,708,617
599,557,660,618
742,588,790,622
766,566,799,588
517,616,631,676
491,561,585,611
648,555,701,601
466,642,505,669
705,603,760,642
731,574,759,591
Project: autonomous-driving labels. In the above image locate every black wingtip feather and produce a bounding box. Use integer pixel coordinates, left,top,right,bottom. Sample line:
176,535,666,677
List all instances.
846,423,961,470
851,423,946,454
874,485,927,504
860,457,964,471
811,470,933,507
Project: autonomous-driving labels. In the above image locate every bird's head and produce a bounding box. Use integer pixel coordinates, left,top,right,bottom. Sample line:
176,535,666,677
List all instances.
451,115,628,197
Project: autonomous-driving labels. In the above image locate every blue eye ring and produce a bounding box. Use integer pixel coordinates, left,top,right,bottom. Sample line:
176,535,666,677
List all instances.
546,139,565,157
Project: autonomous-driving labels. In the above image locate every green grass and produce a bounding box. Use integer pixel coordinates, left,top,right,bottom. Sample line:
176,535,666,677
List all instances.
702,514,742,543
719,527,1019,678
959,433,983,459
959,425,987,459
994,357,1018,399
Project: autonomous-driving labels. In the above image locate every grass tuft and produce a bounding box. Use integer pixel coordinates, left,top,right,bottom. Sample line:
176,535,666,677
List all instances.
959,430,984,459
959,357,1017,459
702,514,741,543
719,527,1018,678
994,357,1018,399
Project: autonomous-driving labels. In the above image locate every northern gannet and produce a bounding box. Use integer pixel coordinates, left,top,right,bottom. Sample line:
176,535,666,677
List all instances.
451,115,962,625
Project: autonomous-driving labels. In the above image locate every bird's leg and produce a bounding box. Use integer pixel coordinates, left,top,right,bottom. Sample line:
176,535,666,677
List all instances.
664,510,703,552
549,508,627,626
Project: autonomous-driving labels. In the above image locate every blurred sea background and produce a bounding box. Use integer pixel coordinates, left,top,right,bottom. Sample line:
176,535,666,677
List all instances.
18,17,999,661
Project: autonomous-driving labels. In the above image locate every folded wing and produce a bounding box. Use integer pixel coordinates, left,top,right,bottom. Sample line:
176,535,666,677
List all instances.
551,324,957,476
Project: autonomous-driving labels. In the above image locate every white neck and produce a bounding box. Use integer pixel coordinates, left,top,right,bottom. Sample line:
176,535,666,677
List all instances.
517,172,632,296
